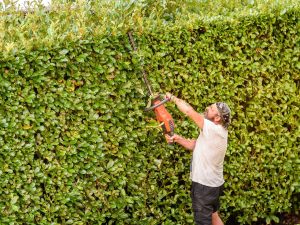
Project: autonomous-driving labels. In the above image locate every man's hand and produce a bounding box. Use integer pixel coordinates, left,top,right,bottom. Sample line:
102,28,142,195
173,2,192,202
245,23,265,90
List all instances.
165,133,196,151
165,92,174,102
165,133,178,143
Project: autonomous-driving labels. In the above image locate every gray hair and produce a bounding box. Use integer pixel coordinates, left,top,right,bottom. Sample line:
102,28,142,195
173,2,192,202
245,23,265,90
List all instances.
216,102,231,129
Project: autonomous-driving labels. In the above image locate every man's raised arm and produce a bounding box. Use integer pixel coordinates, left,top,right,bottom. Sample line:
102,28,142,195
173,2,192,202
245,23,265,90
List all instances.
166,93,204,129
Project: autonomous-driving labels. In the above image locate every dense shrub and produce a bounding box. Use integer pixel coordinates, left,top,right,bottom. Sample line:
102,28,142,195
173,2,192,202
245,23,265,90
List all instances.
0,1,299,224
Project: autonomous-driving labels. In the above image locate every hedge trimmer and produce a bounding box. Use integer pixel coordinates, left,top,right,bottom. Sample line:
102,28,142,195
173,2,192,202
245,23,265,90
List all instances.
127,31,175,143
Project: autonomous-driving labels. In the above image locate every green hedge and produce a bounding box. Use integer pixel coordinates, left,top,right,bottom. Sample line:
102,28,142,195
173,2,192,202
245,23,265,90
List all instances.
0,1,299,224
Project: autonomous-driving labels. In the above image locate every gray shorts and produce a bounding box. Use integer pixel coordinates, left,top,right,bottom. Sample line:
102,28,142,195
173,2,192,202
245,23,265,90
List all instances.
191,182,224,225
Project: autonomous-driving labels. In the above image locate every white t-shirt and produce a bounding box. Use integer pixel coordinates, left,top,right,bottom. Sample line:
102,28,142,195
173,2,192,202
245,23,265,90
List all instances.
191,119,228,187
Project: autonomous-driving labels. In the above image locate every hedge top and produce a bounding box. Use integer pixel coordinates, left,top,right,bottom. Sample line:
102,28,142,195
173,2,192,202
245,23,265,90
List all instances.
1,0,299,56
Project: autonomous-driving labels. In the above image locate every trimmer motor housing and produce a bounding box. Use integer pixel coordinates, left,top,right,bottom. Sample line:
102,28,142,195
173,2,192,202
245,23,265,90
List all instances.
152,95,175,137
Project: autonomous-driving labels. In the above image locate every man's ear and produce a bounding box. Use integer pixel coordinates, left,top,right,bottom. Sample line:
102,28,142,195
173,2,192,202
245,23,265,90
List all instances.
215,115,222,123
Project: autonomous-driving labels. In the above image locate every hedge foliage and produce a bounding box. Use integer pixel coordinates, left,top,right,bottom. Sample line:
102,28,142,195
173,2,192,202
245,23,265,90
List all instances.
0,0,299,224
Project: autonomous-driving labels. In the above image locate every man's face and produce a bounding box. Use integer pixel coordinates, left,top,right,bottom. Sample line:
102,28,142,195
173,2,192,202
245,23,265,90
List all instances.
204,104,221,122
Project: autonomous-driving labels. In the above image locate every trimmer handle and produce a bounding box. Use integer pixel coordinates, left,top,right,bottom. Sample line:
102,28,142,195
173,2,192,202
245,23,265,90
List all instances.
144,97,170,112
144,95,175,145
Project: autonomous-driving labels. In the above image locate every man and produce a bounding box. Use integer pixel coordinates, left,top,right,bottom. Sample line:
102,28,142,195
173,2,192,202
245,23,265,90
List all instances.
165,93,231,225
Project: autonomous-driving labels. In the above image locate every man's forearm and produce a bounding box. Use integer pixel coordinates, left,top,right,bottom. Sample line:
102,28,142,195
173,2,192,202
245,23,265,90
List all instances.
174,135,196,151
172,96,194,117
169,94,204,129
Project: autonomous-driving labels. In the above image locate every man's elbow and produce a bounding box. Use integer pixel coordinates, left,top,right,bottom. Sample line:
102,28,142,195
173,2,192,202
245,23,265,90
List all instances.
189,141,196,151
189,146,195,151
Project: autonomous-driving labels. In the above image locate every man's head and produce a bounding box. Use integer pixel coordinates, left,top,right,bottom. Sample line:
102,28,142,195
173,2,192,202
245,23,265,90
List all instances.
204,102,231,129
